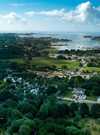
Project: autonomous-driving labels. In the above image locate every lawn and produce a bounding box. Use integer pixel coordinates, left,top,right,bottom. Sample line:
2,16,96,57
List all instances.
87,96,97,101
0,57,80,73
82,67,100,73
31,57,80,70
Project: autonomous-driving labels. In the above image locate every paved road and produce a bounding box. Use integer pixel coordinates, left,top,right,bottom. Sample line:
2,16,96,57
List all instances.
58,97,100,104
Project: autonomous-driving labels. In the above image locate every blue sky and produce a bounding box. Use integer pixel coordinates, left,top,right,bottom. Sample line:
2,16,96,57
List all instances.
0,0,99,11
0,0,99,32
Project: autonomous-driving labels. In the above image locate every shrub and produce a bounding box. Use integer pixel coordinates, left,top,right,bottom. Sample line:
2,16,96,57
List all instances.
65,126,81,135
79,103,90,117
81,128,91,135
91,104,100,118
19,124,31,135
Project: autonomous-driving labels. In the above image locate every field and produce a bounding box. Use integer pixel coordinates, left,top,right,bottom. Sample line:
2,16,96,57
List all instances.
82,67,100,73
3,57,80,71
31,57,80,70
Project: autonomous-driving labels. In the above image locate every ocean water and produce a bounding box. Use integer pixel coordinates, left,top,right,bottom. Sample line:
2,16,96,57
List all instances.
32,32,100,50
19,32,100,50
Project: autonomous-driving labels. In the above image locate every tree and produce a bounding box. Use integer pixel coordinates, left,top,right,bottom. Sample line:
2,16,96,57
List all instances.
46,86,58,95
18,100,37,116
57,55,66,60
37,97,57,119
19,124,32,135
81,128,91,135
83,76,100,96
8,119,24,135
55,103,72,118
38,122,65,135
8,118,34,135
65,126,81,135
79,103,90,117
0,89,18,102
37,97,71,119
70,103,79,116
91,104,100,118
69,76,85,88
0,106,8,127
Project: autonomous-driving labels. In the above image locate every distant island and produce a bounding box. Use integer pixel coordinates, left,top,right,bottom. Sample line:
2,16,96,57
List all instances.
84,35,100,41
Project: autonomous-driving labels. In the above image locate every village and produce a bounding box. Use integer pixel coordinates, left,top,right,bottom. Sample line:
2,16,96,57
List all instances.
2,72,100,104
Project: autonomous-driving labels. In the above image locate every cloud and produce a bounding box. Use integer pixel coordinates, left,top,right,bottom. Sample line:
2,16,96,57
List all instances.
1,1,100,26
25,9,66,17
63,1,100,24
38,9,65,17
0,1,100,32
0,12,27,24
25,1,100,24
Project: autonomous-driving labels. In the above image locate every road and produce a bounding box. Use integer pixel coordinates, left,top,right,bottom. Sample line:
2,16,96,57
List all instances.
57,97,100,104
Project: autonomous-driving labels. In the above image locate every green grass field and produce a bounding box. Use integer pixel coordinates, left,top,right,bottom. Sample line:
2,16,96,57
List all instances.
82,67,100,73
31,57,80,70
1,57,100,73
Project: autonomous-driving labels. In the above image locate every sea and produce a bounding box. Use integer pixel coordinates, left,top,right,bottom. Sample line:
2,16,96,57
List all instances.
20,32,100,50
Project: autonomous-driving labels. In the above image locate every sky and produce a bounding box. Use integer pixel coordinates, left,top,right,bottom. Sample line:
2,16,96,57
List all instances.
0,0,100,32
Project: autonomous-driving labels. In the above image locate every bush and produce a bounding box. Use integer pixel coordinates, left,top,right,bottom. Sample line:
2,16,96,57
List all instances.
19,124,31,135
7,119,24,134
8,118,34,135
18,101,37,116
79,103,90,117
65,126,81,135
81,128,91,135
57,55,66,60
70,103,79,115
91,104,100,118
0,106,8,127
